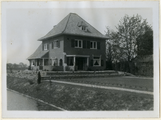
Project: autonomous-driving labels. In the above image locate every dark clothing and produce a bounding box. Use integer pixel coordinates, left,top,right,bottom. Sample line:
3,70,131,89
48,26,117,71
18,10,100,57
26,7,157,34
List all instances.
37,71,41,84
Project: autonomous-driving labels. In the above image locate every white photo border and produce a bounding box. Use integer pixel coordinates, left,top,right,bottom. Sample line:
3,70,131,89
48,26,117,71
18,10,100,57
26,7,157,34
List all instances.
1,1,160,118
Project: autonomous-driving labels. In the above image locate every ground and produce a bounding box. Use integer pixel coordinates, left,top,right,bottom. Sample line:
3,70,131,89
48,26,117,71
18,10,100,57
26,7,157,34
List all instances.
7,71,153,111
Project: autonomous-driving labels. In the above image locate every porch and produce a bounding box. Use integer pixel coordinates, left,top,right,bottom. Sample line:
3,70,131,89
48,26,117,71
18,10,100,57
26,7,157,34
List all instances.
66,55,89,71
29,58,63,71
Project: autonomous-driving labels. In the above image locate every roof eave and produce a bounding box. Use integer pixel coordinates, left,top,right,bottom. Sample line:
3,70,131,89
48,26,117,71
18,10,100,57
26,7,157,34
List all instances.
38,33,63,41
38,33,108,41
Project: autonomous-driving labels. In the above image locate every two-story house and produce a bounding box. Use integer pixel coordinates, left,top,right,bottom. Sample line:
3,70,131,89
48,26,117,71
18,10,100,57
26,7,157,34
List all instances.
27,13,107,71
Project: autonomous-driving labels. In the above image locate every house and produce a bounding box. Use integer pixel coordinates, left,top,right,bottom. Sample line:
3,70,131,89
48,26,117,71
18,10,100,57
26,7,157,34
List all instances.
27,13,107,71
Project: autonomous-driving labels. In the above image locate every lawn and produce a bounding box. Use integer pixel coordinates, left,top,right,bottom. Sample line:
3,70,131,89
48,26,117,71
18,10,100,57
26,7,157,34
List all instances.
45,76,153,92
7,74,153,111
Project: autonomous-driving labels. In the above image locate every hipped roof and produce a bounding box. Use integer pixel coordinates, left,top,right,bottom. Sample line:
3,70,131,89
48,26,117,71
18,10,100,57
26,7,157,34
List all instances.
38,13,107,41
27,44,49,59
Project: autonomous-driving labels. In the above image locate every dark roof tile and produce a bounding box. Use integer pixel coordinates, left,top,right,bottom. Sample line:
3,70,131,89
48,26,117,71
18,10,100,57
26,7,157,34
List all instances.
27,44,49,59
38,13,107,41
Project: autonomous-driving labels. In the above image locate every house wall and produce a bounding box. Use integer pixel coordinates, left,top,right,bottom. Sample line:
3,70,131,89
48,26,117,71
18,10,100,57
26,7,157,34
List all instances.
41,35,106,71
64,35,106,70
42,36,65,70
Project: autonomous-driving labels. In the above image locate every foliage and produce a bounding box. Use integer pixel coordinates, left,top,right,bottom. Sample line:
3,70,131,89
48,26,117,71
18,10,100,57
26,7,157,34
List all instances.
106,14,152,61
137,25,153,55
7,62,28,71
106,14,153,72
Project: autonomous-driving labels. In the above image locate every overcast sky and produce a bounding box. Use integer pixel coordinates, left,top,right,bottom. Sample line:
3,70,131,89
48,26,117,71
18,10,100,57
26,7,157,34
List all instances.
3,2,153,65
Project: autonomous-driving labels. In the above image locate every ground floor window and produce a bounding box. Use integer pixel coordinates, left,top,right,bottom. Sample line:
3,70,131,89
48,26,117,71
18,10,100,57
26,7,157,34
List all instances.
93,57,101,66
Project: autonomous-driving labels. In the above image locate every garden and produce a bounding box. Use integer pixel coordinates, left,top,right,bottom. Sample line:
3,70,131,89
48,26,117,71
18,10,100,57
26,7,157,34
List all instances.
7,70,153,110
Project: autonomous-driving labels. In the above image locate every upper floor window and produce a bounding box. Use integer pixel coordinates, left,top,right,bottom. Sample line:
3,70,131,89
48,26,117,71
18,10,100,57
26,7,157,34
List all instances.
52,40,60,49
75,39,82,48
44,43,48,50
71,39,100,50
90,41,97,49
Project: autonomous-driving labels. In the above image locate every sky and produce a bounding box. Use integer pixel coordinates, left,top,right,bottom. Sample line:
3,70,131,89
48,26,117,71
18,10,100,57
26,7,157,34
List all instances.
3,1,153,65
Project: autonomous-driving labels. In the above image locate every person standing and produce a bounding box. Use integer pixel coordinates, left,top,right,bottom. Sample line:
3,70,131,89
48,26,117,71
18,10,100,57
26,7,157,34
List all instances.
37,71,41,84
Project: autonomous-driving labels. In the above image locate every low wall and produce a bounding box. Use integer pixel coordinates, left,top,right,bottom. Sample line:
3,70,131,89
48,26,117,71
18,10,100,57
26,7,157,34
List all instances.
40,70,120,79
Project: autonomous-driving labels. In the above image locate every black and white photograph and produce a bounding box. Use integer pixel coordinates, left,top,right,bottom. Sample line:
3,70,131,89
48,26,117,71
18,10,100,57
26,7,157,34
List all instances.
2,1,160,118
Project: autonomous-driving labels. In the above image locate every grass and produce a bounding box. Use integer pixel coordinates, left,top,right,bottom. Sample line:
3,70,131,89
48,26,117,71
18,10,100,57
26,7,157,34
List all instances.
7,76,153,111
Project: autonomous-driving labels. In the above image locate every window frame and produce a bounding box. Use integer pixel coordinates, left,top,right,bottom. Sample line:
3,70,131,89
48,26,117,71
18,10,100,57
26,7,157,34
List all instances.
93,56,101,66
53,40,59,49
75,39,83,48
44,43,48,50
90,41,97,49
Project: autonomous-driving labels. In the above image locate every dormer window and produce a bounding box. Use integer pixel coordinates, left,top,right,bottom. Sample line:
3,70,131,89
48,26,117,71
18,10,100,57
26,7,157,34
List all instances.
77,21,90,32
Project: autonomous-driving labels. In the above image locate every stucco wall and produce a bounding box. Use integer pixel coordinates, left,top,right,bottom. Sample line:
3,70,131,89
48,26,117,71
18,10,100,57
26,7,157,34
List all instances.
64,35,106,70
42,36,65,68
41,35,106,71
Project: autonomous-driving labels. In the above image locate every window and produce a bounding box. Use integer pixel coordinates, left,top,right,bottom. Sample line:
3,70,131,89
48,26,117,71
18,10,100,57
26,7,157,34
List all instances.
44,43,48,50
77,21,90,33
90,41,97,49
93,57,101,66
75,39,82,48
53,40,59,49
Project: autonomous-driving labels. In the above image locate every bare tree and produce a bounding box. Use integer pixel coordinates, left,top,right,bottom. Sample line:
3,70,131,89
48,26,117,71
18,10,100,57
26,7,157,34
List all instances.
106,14,152,72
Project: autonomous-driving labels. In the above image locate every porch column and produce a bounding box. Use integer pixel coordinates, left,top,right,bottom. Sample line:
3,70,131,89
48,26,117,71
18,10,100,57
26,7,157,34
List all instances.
51,59,53,66
29,60,31,66
63,53,67,71
42,59,44,66
73,56,76,70
73,56,76,66
35,59,37,66
31,60,33,65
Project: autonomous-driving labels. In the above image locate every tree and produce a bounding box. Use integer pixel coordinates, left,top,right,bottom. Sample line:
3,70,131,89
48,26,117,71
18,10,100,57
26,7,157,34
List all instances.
137,25,153,56
106,27,124,70
7,63,13,73
106,14,152,72
19,62,28,68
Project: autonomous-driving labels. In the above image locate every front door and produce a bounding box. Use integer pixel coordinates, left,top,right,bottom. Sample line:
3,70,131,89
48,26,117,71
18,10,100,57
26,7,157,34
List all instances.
76,57,86,70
